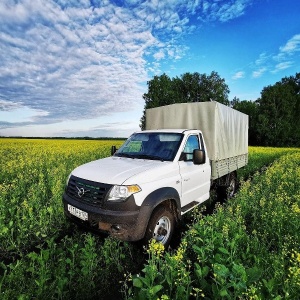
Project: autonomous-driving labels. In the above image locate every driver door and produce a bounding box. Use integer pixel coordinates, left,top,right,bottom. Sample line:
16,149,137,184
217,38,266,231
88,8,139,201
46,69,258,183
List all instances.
178,134,211,208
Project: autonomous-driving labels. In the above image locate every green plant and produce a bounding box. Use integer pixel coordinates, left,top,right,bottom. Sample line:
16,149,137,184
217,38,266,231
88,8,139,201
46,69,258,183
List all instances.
126,150,300,299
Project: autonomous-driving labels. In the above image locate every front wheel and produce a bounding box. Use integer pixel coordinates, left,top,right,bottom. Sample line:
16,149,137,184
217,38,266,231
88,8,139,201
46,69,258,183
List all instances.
144,206,175,248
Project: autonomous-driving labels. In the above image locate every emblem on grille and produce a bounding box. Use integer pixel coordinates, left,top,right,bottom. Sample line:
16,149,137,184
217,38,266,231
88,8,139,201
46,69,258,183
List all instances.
76,186,89,198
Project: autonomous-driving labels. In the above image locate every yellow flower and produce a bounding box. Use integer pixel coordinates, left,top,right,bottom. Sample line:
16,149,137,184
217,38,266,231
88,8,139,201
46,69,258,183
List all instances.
22,200,29,209
148,239,165,257
292,203,300,214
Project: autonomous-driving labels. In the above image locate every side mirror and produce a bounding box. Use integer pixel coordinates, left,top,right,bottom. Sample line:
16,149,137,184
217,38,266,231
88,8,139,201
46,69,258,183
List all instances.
193,149,205,165
111,146,117,156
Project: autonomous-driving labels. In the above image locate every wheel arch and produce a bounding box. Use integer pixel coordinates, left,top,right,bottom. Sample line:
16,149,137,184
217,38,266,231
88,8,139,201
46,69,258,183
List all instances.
216,170,237,186
135,187,181,240
142,187,181,221
215,170,238,199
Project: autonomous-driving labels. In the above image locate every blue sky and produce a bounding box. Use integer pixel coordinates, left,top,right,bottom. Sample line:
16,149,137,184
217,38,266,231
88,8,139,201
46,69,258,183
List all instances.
0,0,299,138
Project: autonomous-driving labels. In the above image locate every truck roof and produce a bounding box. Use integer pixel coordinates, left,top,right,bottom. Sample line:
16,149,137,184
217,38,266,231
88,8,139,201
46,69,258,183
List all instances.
139,129,201,134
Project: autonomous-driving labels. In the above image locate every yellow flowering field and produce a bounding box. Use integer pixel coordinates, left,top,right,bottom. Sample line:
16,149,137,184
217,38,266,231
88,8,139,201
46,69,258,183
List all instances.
0,138,299,299
0,138,124,255
238,146,298,180
128,150,300,299
0,139,293,256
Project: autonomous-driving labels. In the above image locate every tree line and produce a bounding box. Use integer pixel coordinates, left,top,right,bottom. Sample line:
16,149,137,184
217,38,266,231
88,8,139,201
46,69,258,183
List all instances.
141,71,300,147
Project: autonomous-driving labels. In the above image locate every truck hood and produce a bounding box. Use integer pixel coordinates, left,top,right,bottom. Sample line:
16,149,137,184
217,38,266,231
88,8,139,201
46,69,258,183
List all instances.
71,156,164,185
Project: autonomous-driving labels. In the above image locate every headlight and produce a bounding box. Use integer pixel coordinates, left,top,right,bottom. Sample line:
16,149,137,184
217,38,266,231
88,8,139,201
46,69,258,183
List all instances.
108,185,141,201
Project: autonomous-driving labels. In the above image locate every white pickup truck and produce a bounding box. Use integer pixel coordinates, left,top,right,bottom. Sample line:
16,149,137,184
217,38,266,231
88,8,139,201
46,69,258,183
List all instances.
63,102,248,246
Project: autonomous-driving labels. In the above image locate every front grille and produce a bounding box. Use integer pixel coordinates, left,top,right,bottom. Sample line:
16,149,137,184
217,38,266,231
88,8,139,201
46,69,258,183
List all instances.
67,175,112,207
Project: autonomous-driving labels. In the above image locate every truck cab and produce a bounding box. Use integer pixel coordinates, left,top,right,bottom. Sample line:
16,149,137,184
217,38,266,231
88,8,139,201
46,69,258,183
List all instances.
63,129,211,247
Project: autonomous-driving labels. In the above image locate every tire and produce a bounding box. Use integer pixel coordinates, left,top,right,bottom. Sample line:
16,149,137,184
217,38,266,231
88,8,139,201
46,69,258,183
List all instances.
226,172,237,199
144,205,175,248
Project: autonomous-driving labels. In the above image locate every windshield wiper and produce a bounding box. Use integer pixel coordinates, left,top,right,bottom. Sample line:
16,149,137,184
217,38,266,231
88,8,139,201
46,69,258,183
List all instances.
115,153,164,161
135,154,164,162
114,153,136,159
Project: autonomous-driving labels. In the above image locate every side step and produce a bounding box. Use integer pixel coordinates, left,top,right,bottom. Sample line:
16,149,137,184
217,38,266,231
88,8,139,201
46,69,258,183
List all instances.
181,201,200,214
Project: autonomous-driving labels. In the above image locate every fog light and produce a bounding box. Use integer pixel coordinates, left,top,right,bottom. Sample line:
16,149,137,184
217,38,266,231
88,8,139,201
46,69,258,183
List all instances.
111,224,121,233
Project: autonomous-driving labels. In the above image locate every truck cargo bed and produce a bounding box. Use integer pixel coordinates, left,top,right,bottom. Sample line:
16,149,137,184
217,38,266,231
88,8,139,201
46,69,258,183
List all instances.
145,102,249,179
211,154,248,180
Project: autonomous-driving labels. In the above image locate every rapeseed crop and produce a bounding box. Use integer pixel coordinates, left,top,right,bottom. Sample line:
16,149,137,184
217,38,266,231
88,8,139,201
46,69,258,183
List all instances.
128,150,300,300
0,139,299,299
0,138,124,255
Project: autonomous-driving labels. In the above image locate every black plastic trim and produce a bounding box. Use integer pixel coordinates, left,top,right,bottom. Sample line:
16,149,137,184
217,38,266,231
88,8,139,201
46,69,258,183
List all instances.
63,186,181,242
142,187,181,211
63,192,144,241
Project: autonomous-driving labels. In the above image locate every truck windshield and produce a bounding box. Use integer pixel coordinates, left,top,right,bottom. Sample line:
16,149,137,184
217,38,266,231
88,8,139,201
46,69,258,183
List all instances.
115,132,183,161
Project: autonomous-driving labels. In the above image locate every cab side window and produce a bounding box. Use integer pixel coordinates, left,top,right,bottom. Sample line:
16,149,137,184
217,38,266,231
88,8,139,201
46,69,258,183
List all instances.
183,135,200,161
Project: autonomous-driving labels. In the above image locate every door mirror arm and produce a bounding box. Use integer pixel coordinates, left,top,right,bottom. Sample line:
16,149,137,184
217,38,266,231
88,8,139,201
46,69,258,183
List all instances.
111,146,117,156
179,152,187,161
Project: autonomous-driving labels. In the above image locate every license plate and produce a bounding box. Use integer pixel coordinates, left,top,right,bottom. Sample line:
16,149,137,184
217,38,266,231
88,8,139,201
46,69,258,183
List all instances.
68,204,88,221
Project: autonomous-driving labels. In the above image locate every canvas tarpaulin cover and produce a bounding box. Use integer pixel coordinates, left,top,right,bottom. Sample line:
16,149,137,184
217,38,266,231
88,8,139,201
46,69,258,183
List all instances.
145,102,248,161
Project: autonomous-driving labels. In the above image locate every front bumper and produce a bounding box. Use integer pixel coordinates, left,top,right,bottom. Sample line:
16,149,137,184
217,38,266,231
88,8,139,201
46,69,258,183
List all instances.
63,192,149,241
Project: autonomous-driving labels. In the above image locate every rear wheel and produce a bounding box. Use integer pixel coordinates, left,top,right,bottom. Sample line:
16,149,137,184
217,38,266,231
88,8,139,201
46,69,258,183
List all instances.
144,205,175,248
226,172,237,199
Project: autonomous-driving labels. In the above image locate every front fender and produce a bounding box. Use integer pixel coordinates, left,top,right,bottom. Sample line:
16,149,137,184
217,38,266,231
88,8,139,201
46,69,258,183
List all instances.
134,187,181,239
142,187,181,210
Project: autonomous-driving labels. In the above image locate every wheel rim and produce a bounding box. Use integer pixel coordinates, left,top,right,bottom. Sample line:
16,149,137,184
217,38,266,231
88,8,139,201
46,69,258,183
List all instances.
153,216,171,245
227,178,236,198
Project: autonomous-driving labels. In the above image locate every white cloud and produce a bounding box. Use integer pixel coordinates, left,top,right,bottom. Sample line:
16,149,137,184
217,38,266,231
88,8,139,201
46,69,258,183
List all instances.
272,61,294,73
0,1,29,23
249,34,299,78
255,52,269,66
0,112,140,138
270,34,300,72
0,0,256,136
252,67,267,78
273,34,300,62
0,100,23,111
0,0,157,125
199,0,252,23
0,104,49,123
153,50,165,60
279,34,300,54
232,71,245,80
